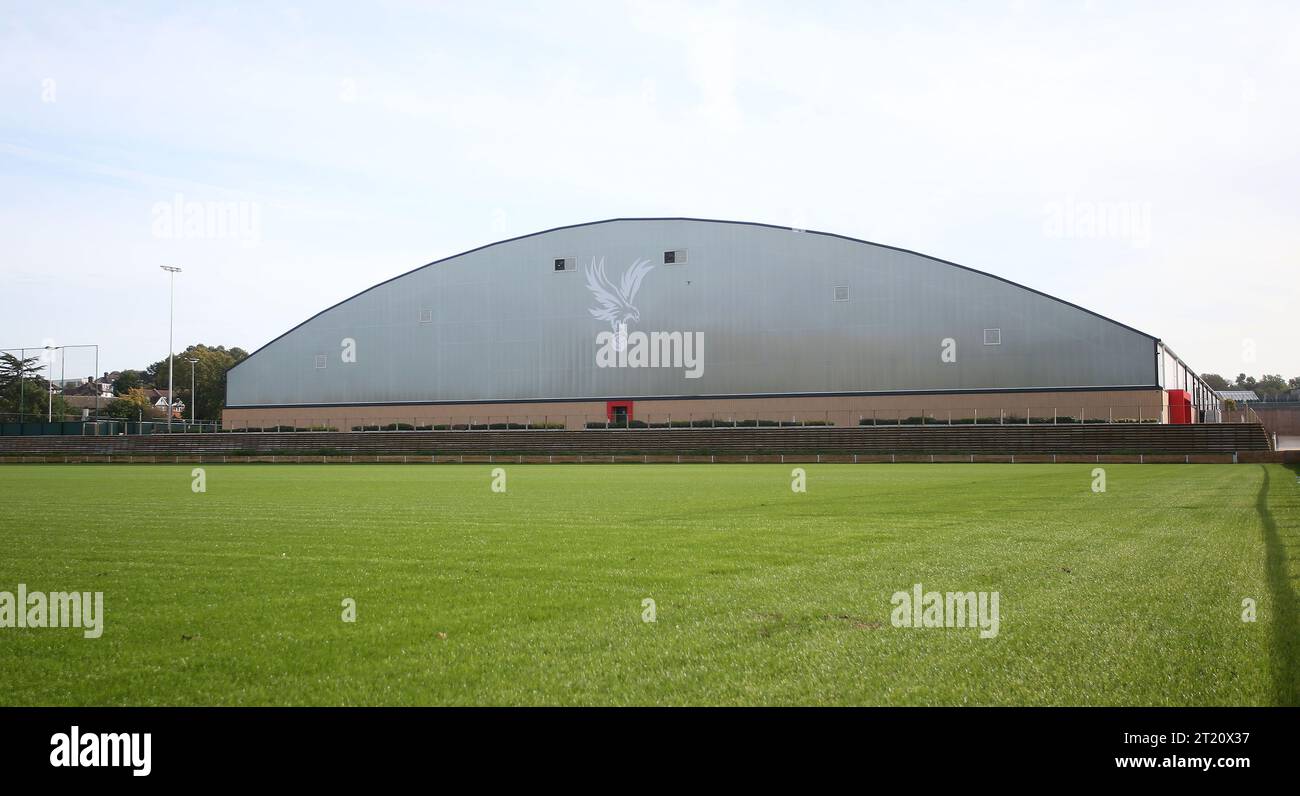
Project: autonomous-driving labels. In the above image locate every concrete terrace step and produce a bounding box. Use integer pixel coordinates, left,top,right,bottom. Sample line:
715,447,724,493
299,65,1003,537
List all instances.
0,423,1273,456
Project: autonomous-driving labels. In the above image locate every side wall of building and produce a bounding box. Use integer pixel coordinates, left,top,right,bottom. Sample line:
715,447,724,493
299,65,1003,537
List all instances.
226,219,1160,410
223,388,1168,430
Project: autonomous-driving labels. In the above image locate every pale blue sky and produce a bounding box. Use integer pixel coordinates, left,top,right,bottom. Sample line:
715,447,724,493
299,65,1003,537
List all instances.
2,1,1297,379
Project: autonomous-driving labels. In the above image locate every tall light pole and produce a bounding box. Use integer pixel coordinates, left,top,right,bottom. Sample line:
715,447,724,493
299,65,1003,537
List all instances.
90,344,100,420
187,357,199,424
160,266,182,429
44,345,62,422
19,347,25,422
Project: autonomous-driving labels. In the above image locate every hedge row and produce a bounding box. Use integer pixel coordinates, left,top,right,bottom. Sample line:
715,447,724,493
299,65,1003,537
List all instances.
859,417,1160,426
586,419,834,429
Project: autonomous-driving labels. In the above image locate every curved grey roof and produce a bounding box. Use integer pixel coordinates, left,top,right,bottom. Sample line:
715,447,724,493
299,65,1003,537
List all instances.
227,218,1159,407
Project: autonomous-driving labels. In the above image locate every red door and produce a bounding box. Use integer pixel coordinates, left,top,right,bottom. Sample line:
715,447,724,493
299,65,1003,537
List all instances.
606,401,633,426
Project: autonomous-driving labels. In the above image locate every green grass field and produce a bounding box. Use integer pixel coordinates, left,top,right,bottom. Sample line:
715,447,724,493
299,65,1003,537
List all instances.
0,463,1296,706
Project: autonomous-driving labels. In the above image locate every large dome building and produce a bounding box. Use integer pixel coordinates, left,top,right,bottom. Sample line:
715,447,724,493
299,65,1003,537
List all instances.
223,218,1216,430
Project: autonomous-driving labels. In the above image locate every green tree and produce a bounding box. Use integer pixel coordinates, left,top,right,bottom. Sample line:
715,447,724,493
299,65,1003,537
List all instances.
104,387,157,420
146,344,249,421
0,353,72,419
1215,372,1300,400
1255,374,1287,399
1200,373,1229,391
112,369,146,394
0,353,43,407
0,352,43,380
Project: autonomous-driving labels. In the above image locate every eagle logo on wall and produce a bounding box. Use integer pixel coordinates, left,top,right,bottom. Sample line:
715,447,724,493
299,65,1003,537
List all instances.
585,257,655,346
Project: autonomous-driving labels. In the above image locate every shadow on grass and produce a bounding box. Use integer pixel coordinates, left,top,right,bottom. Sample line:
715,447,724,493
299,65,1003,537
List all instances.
1259,464,1299,706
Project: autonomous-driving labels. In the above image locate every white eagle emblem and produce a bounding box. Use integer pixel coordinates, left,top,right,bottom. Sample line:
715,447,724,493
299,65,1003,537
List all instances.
585,256,655,333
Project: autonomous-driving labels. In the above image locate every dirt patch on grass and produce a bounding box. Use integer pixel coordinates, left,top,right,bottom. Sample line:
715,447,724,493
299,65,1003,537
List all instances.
825,614,883,630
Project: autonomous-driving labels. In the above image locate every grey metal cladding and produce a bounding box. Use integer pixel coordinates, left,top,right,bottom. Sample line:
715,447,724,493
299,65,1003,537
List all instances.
226,218,1158,406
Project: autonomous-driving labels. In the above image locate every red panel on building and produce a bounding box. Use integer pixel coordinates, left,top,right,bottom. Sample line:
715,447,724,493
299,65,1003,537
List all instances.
1167,389,1192,424
606,401,633,424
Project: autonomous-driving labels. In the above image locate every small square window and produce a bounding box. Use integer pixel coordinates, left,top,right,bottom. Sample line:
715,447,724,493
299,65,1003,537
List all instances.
553,257,575,272
983,328,1002,346
833,285,849,302
418,308,433,324
314,354,327,369
664,249,686,264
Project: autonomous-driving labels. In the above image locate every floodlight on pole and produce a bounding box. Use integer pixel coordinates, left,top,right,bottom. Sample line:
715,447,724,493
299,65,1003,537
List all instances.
160,266,182,429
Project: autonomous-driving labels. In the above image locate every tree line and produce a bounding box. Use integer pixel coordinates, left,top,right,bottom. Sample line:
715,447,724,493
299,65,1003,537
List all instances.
0,344,247,422
5,350,1295,424
1198,373,1299,400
